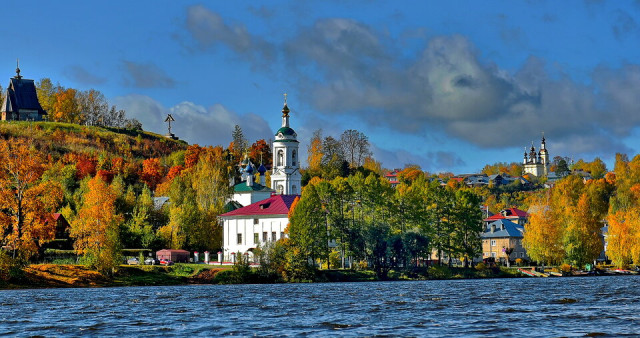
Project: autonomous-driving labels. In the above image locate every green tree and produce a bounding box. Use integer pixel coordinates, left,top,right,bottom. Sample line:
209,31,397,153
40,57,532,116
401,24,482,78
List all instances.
451,189,483,267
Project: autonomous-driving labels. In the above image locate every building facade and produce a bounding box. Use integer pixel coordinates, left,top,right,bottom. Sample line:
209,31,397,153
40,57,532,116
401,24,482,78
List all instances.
481,219,528,263
220,194,297,262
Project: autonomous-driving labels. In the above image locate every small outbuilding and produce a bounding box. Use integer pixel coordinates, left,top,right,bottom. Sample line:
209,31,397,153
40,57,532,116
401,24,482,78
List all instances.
156,249,190,263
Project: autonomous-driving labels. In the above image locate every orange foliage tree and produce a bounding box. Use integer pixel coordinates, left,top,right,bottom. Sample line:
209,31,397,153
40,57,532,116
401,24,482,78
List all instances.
0,139,63,259
141,158,163,190
184,144,202,169
248,139,272,167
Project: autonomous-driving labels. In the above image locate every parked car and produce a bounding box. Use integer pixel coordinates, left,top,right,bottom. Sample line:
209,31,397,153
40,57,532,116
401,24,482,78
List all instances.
127,257,140,265
159,259,174,266
144,257,160,265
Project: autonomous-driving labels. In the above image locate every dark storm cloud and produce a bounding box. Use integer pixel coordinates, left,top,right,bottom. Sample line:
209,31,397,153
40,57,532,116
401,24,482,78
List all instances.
181,8,640,158
64,65,106,85
122,61,175,88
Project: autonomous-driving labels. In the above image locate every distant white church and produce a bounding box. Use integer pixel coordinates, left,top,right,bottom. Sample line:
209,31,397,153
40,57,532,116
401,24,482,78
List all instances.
219,98,301,262
523,135,550,177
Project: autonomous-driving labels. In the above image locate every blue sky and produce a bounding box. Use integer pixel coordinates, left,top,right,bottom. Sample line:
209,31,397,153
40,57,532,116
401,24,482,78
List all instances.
3,1,640,173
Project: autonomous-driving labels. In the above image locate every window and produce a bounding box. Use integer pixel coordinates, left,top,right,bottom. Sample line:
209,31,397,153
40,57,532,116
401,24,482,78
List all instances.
490,240,496,246
237,233,242,245
280,232,284,239
520,252,524,258
277,184,284,194
292,150,297,166
254,233,259,244
491,252,496,258
263,232,268,242
253,219,259,225
292,185,297,194
272,232,276,241
277,150,284,167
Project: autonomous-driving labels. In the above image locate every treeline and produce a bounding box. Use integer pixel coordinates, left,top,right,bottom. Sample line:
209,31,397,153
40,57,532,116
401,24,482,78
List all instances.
258,174,483,281
34,79,141,129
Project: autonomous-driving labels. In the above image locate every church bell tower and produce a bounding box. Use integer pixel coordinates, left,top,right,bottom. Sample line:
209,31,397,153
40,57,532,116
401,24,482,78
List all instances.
271,94,301,195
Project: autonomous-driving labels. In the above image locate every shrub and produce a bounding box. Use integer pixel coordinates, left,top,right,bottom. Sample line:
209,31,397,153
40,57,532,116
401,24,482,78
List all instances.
515,258,524,266
428,265,452,279
475,262,487,271
560,263,572,274
0,251,25,282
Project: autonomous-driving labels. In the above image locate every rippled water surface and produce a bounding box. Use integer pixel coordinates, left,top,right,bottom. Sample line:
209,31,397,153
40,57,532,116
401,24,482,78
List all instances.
2,276,640,336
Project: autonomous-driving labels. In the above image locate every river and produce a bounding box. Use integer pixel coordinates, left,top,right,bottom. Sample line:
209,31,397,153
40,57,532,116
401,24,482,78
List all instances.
1,276,639,337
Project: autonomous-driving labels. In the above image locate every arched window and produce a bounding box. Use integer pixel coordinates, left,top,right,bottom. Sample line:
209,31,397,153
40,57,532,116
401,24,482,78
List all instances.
292,150,297,166
277,184,284,194
277,150,284,167
292,185,297,194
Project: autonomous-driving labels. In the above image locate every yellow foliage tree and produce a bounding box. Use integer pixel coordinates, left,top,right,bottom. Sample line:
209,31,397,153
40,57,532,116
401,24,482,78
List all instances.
606,210,636,267
71,175,122,273
522,195,565,265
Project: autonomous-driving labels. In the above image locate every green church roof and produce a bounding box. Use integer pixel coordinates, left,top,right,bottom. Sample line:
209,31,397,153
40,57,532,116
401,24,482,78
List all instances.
233,181,274,193
275,126,296,136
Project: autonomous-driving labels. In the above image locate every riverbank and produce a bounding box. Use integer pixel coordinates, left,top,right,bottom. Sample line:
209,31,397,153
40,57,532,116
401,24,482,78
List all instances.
0,264,529,289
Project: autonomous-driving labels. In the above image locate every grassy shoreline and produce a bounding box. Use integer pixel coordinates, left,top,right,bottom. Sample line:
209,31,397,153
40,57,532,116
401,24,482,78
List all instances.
0,264,530,289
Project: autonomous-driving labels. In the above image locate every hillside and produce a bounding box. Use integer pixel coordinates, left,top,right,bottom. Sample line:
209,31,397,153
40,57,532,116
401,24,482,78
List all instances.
0,121,188,160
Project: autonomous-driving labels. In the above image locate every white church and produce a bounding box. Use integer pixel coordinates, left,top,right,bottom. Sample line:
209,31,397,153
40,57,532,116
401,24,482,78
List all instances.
219,99,301,262
523,135,550,177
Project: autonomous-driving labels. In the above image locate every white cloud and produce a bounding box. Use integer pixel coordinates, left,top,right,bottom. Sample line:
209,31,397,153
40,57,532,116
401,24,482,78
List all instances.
113,95,272,147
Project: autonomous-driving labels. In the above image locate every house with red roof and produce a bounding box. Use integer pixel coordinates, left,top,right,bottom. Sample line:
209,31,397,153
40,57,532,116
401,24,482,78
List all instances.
219,194,298,263
483,207,529,227
384,169,401,187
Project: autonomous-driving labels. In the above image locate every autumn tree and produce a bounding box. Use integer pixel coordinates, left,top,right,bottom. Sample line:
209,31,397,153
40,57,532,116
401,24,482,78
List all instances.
141,158,163,190
36,78,58,115
563,194,604,267
71,175,123,274
248,139,272,167
307,129,324,175
52,88,83,123
523,194,565,266
0,139,64,259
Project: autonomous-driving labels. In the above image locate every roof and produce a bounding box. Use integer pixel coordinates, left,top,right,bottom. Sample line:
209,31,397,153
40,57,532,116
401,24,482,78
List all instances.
481,219,524,238
233,181,275,193
220,194,298,217
484,213,506,222
154,196,170,209
483,207,529,222
275,126,296,136
1,77,46,115
503,207,528,217
223,200,244,213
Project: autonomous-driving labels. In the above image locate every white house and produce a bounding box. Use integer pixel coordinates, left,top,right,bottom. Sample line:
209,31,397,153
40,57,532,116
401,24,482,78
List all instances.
219,194,298,262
